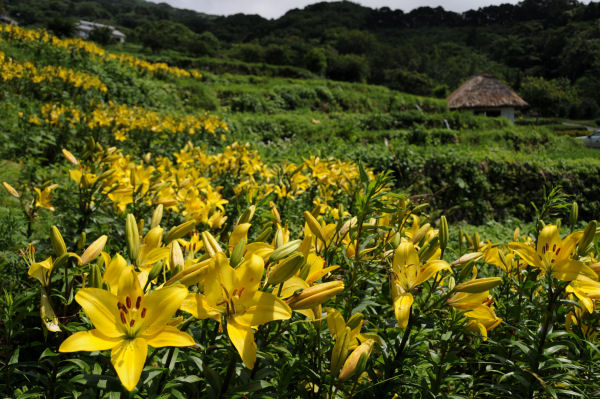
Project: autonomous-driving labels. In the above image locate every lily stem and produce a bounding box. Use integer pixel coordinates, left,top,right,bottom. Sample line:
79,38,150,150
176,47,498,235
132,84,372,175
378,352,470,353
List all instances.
219,352,237,399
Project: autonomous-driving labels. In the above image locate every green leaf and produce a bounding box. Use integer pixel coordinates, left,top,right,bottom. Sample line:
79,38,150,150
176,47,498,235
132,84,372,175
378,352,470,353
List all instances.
8,347,19,365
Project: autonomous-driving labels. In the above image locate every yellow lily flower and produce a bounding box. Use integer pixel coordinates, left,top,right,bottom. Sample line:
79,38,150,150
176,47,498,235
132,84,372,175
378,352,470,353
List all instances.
28,256,61,332
59,267,194,391
446,290,491,310
465,306,502,341
181,252,292,369
390,241,450,328
509,225,584,281
34,184,58,211
566,275,600,313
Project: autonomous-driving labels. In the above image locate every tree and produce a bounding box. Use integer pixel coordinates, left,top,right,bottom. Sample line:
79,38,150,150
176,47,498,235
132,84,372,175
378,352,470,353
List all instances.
47,17,75,38
520,76,580,116
327,53,370,83
88,26,113,45
305,48,327,75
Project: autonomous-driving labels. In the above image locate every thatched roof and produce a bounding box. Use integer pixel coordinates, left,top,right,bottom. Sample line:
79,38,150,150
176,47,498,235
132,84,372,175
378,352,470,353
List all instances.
447,74,528,110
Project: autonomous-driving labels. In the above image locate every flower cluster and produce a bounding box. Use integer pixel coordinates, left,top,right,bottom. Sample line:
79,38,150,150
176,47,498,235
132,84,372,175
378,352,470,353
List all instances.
0,50,107,92
36,101,227,140
0,24,202,79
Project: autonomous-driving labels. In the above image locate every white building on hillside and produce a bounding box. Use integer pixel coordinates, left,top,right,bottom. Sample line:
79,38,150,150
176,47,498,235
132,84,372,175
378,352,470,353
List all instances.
75,20,125,43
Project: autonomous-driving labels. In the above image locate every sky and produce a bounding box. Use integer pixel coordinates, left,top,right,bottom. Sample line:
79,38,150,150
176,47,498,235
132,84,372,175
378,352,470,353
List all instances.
147,0,592,19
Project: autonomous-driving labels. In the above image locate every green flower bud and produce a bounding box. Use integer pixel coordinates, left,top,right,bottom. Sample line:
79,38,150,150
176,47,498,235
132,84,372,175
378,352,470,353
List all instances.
439,216,449,253
50,226,67,257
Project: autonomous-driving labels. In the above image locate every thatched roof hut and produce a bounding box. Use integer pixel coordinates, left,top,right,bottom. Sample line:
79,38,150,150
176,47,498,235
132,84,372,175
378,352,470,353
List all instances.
447,74,528,121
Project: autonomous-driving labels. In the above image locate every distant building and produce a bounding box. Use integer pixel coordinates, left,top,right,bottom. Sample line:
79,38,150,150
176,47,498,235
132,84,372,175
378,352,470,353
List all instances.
447,74,528,122
0,15,18,26
75,20,125,43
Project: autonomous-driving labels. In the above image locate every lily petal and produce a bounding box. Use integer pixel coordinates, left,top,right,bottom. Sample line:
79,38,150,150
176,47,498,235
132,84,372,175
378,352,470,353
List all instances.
393,293,413,329
551,259,584,281
234,254,264,297
508,243,542,269
103,254,128,293
180,293,221,320
415,260,451,286
145,326,195,347
59,329,120,352
75,288,123,337
111,338,148,391
233,291,292,327
136,284,189,336
538,225,561,257
117,267,144,309
227,320,257,369
205,252,234,305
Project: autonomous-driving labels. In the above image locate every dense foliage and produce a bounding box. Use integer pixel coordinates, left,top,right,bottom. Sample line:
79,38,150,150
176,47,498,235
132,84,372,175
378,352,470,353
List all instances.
4,0,600,117
1,24,600,399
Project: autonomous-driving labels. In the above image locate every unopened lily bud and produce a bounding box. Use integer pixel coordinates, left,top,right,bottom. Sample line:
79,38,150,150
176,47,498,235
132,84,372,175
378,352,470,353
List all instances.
164,220,196,244
229,223,251,251
77,232,86,251
201,231,223,257
151,204,163,229
273,227,284,248
256,226,273,243
268,252,305,285
166,258,212,286
578,220,597,257
338,217,356,239
304,211,326,243
79,235,107,266
269,240,302,263
40,288,61,332
298,256,312,280
89,263,102,289
170,241,184,270
346,313,364,330
411,203,429,214
287,281,344,309
53,253,69,270
459,261,476,281
271,205,281,225
473,232,481,251
2,181,20,198
452,252,483,268
126,214,139,260
459,227,464,253
513,227,520,241
230,238,246,268
447,276,456,291
439,216,449,252
148,261,163,282
455,277,502,293
143,152,151,163
463,231,473,248
570,202,578,228
338,339,375,380
50,226,67,257
61,148,78,165
237,205,256,225
98,169,115,181
419,237,439,262
172,264,183,277
330,326,351,377
411,223,430,245
145,227,164,249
